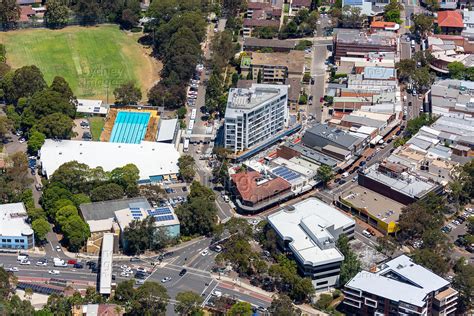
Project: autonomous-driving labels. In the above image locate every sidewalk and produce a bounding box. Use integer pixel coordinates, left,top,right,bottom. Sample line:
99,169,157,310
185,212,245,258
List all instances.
214,275,328,316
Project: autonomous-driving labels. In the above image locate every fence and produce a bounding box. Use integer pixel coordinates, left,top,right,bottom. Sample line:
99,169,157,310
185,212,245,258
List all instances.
0,17,109,32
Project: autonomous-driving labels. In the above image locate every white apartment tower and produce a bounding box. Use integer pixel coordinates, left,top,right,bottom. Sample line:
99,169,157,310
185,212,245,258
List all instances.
224,84,288,153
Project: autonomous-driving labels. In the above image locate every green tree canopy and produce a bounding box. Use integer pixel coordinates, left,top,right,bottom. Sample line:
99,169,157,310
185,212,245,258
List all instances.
0,0,20,29
134,282,170,315
45,0,71,28
32,218,51,243
174,291,203,315
90,183,125,202
178,155,196,182
228,302,253,316
27,130,46,155
113,81,142,105
12,65,47,102
35,112,75,139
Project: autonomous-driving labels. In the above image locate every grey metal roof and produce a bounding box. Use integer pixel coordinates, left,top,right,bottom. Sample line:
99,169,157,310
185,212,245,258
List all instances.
157,119,178,142
80,198,150,221
303,123,363,150
283,142,340,167
341,115,385,129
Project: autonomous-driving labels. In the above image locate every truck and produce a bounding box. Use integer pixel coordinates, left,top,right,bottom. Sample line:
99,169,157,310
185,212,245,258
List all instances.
183,139,190,152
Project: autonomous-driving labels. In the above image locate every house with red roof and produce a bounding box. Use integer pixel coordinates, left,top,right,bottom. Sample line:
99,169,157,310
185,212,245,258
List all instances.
437,10,464,34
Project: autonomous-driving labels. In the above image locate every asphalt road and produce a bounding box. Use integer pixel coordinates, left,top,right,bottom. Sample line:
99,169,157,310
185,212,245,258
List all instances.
310,41,328,122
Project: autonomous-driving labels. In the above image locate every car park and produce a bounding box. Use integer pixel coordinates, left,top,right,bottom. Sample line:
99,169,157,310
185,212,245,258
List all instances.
120,272,131,277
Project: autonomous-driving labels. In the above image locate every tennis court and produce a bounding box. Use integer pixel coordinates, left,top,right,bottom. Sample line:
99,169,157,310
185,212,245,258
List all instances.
109,111,151,144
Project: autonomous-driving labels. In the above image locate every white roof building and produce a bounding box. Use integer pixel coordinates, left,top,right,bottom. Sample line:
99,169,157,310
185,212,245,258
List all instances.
0,203,34,249
156,119,178,143
76,99,109,116
40,140,180,183
344,255,457,315
268,198,355,290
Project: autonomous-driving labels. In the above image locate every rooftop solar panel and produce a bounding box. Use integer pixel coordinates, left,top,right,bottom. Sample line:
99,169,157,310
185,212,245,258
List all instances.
155,215,174,222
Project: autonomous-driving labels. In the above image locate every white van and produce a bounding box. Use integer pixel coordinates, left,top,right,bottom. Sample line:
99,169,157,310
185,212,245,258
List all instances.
342,172,349,178
223,195,230,202
17,254,28,262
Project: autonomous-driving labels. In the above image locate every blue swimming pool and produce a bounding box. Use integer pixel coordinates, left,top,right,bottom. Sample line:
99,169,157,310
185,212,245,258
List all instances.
110,111,151,144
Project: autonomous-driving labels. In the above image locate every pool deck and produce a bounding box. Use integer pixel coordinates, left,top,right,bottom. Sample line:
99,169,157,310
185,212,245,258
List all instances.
100,107,159,142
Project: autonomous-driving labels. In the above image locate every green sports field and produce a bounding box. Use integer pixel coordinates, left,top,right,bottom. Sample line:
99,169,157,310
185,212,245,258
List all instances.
0,25,160,100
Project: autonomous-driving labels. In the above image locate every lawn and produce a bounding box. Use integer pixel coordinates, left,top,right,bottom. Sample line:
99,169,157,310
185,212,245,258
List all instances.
0,25,160,100
89,117,105,141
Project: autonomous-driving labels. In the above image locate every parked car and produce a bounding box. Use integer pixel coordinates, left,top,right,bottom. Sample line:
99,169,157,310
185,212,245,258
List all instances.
179,269,187,276
8,267,19,272
362,230,372,238
161,277,172,283
73,263,83,269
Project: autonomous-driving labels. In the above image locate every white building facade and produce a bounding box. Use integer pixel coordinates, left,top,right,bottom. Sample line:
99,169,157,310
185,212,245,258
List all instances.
224,84,288,153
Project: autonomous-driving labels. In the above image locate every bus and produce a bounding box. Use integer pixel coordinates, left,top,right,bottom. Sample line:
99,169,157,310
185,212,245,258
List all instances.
187,120,195,134
190,109,197,120
183,139,190,152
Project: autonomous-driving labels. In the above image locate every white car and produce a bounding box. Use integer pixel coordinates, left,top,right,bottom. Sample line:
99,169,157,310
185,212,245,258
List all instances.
161,277,172,283
36,261,47,266
48,270,60,275
136,267,147,273
8,267,19,272
201,249,209,256
56,245,61,251
19,260,31,265
120,265,129,270
362,230,372,238
120,272,131,277
212,290,222,297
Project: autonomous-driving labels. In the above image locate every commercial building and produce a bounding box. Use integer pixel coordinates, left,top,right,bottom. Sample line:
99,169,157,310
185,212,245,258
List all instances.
343,255,458,316
243,37,297,52
337,186,403,234
76,99,109,116
230,170,292,213
428,37,474,74
276,142,340,168
430,79,474,116
224,84,288,153
334,30,398,60
268,198,355,290
0,203,34,250
302,124,366,157
240,50,306,84
437,10,464,34
358,162,444,205
40,140,180,184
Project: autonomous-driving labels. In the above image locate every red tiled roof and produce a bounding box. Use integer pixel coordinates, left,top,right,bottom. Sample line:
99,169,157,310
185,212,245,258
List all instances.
231,171,291,204
20,5,35,16
437,10,463,28
292,0,311,7
370,21,397,28
247,2,272,10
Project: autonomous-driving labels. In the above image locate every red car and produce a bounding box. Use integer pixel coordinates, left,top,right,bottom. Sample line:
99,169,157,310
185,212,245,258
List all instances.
320,97,324,103
67,259,77,265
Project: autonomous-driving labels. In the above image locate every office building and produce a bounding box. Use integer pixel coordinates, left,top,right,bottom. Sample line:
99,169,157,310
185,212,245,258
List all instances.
224,84,288,153
343,255,458,316
268,198,355,290
0,203,34,250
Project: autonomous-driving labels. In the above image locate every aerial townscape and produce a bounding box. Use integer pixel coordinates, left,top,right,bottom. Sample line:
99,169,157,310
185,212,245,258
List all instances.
0,0,473,315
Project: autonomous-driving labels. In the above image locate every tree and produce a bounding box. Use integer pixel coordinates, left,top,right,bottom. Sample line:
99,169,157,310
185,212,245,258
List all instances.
36,112,75,139
0,0,20,29
55,204,79,229
113,81,142,105
0,267,11,300
50,76,74,100
114,280,136,308
452,259,474,314
315,293,333,310
110,164,140,197
396,59,416,83
411,14,434,39
448,61,466,79
222,0,243,16
12,66,47,101
5,152,33,198
228,301,253,316
134,282,169,315
175,181,217,236
336,234,361,285
45,0,71,28
27,131,46,155
412,248,450,276
341,6,366,28
0,116,13,142
412,66,434,94
90,183,125,202
316,165,334,185
175,291,203,315
268,294,301,316
62,215,90,252
74,0,102,25
176,107,187,119
148,83,186,109
120,0,141,29
31,218,51,243
383,0,403,23
123,217,170,255
178,155,196,182
28,89,76,119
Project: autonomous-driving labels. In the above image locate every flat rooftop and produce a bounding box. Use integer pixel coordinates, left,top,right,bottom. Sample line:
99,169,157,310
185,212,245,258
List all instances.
341,186,403,224
251,50,305,74
0,203,33,237
336,30,397,46
268,198,354,266
362,164,438,199
226,84,287,111
40,140,180,181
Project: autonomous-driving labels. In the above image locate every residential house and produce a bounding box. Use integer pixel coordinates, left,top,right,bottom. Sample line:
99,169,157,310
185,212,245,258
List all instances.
437,10,464,34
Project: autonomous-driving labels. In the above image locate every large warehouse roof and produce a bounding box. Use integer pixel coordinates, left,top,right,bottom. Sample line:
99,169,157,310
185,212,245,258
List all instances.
40,140,180,181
